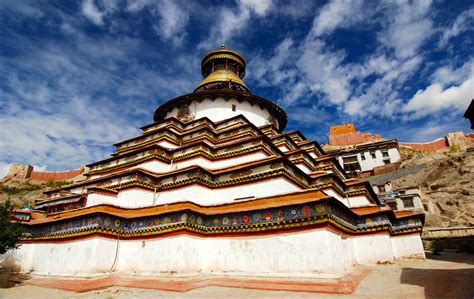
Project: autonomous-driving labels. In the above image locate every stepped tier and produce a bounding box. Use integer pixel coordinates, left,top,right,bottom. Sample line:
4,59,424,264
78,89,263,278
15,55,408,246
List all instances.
33,116,378,212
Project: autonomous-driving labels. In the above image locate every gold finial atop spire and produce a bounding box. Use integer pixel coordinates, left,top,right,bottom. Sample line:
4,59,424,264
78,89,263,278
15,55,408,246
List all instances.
194,45,249,92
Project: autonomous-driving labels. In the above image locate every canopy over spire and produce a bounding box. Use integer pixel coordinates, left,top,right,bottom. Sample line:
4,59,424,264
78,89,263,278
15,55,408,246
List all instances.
194,45,249,92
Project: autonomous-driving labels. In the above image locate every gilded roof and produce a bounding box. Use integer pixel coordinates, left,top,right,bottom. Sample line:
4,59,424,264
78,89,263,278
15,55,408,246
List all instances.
195,69,248,90
202,45,246,67
202,53,245,68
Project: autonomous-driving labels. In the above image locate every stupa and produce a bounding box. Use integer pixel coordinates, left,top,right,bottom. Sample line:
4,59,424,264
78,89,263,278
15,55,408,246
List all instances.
8,46,425,278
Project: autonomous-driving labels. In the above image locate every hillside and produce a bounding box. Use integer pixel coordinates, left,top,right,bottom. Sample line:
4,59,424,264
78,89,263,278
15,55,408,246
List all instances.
393,148,473,227
0,179,68,208
366,147,473,228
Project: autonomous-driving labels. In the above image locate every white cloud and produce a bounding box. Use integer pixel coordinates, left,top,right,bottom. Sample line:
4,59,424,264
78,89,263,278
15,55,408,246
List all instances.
310,0,364,37
431,59,474,86
248,37,295,86
275,0,316,18
379,0,433,59
153,0,190,44
404,75,473,118
0,27,196,170
0,1,44,18
126,0,153,12
438,8,474,47
297,39,350,104
240,0,272,16
198,0,274,48
126,0,190,45
81,0,105,26
246,0,437,121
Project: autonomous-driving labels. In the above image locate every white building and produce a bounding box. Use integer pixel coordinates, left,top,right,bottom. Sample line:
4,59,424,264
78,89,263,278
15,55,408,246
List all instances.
372,182,424,212
327,140,402,177
5,46,425,281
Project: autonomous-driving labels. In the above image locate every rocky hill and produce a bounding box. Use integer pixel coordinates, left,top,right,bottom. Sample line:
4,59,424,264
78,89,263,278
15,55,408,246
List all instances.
393,148,473,228
366,146,473,228
0,179,67,208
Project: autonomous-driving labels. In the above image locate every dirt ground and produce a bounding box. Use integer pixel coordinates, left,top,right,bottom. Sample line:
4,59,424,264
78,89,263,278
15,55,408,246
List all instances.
0,252,473,299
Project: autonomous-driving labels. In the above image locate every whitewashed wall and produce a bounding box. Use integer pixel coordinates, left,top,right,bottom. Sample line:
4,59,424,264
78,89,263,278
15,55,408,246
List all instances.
337,147,402,173
4,230,424,277
89,152,270,180
134,151,269,173
86,177,302,208
322,189,371,207
165,97,275,129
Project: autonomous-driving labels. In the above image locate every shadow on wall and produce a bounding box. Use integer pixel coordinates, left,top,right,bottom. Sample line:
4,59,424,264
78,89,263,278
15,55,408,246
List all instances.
400,253,474,298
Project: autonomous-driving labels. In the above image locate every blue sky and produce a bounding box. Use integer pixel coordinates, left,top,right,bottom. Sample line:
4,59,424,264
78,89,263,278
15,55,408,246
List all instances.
0,0,473,175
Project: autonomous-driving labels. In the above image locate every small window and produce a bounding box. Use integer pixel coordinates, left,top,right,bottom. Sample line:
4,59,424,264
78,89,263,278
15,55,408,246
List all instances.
402,198,414,208
361,154,366,160
379,185,386,193
232,104,236,111
388,202,397,210
382,151,389,158
371,152,376,159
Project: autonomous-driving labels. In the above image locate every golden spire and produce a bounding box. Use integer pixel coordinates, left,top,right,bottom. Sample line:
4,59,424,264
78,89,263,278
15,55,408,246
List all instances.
194,45,249,92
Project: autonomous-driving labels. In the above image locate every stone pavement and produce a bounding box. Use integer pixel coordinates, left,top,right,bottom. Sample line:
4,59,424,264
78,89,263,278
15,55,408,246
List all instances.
21,267,370,294
0,252,473,298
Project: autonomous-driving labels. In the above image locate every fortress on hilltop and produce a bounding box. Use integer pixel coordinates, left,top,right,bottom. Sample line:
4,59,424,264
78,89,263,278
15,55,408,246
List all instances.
6,45,425,278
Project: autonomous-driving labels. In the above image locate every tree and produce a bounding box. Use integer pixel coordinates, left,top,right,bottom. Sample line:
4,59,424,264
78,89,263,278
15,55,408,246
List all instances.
0,200,23,255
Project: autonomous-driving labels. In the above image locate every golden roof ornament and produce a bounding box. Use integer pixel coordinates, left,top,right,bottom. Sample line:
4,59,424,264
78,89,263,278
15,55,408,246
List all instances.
194,45,249,92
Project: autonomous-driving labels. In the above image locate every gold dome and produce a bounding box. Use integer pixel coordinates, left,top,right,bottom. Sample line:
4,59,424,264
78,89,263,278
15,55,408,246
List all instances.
195,69,248,91
195,45,249,92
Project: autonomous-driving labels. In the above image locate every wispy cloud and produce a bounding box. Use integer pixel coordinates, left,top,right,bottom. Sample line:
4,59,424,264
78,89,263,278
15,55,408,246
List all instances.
198,0,274,48
126,0,191,45
0,5,195,169
81,0,106,26
378,0,433,59
153,0,189,44
431,59,473,86
438,7,474,48
404,75,473,119
310,0,364,37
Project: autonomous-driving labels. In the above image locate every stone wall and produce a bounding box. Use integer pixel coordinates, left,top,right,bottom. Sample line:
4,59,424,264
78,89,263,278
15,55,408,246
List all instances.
2,164,85,182
400,132,474,152
3,164,33,180
400,138,448,152
29,167,85,181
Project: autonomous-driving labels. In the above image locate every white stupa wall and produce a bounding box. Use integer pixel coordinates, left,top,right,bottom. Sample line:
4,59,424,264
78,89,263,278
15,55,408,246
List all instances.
322,189,371,207
353,234,395,263
391,234,425,259
5,230,424,277
86,179,373,210
294,163,312,174
165,97,276,129
88,151,270,180
86,177,303,208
